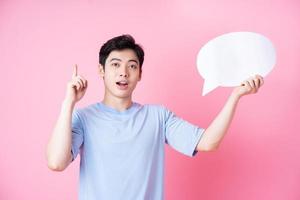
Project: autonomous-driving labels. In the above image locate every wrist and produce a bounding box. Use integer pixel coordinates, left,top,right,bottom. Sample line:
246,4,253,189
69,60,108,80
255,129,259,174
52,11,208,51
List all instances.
62,99,76,108
231,88,243,101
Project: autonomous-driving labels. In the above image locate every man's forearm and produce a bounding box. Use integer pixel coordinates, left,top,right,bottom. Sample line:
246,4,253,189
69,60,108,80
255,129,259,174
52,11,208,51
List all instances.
46,100,75,171
197,91,241,151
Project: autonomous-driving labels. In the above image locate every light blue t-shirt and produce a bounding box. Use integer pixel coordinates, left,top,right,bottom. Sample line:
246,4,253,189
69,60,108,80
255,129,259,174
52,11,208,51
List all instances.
71,102,205,200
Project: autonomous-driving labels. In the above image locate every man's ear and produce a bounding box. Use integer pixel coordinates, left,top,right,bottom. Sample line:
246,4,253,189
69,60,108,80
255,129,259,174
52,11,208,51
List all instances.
98,64,105,78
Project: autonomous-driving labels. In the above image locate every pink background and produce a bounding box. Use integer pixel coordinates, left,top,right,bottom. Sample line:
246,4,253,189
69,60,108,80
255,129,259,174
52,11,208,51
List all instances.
1,0,300,199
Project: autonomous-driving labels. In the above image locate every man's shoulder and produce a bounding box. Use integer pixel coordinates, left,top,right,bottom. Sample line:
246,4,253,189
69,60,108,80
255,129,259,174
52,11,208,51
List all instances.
139,103,169,114
73,102,99,115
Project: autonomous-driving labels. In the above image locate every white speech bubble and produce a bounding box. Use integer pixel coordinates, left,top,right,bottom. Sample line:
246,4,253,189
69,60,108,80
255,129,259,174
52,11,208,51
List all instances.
197,32,276,96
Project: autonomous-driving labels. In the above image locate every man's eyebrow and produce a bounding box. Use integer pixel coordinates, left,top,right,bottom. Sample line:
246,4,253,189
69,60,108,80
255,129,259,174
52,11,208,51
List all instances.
110,58,139,64
110,58,122,62
128,59,138,64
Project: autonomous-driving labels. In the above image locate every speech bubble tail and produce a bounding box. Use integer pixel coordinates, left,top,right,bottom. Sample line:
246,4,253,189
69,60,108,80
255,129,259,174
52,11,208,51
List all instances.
202,81,218,96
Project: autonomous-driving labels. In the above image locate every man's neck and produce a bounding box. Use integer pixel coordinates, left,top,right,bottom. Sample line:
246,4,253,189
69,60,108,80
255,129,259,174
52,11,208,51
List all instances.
101,95,133,112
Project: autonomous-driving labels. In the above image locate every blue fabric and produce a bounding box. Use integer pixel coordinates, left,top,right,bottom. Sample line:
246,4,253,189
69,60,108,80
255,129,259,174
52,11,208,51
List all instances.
71,102,205,200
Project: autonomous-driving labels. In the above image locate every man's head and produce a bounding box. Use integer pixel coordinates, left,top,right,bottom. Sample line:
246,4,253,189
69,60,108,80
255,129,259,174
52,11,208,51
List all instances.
98,34,144,100
99,34,144,71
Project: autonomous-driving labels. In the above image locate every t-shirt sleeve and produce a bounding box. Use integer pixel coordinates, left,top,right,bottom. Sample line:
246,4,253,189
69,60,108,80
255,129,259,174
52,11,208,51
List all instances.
163,106,205,157
71,109,84,161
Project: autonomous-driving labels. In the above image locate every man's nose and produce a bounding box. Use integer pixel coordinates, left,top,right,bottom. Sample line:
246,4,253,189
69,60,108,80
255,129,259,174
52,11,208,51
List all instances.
119,66,129,77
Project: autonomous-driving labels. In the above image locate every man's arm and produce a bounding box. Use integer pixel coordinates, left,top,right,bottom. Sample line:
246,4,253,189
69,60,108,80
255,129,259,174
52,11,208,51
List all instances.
46,100,75,171
46,65,88,171
197,75,264,152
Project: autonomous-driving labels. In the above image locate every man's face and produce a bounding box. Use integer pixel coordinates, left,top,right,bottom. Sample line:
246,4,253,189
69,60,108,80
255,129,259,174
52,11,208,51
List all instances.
99,49,142,100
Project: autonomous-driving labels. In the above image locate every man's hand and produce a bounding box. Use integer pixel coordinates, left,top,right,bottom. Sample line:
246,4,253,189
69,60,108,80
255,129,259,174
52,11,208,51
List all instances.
232,75,264,98
65,64,88,104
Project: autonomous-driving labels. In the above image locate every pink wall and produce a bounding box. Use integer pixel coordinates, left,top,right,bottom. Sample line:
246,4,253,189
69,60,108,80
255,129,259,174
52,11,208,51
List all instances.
1,0,299,199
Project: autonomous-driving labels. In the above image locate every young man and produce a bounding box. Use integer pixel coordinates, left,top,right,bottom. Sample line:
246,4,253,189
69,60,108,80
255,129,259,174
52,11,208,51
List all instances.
46,34,264,200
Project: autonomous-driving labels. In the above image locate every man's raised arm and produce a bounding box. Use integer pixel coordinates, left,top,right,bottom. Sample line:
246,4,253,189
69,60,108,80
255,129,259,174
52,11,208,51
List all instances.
197,75,264,152
46,65,88,171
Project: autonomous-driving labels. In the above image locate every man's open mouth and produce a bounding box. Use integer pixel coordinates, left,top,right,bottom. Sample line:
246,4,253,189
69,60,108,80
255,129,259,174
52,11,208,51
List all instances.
116,81,129,90
116,81,128,86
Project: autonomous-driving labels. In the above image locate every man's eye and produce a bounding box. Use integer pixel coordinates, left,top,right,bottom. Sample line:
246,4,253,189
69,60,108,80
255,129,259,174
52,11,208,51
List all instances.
112,63,119,67
130,65,137,69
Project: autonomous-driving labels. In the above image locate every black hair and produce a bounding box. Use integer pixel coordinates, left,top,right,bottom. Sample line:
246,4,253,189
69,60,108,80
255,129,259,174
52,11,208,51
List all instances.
99,34,144,70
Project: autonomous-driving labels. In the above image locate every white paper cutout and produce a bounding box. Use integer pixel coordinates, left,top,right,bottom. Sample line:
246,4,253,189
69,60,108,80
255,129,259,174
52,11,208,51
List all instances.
196,32,276,96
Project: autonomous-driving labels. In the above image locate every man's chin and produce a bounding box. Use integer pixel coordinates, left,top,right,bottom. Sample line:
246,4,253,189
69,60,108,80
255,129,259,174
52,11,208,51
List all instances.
104,85,136,100
114,91,133,99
